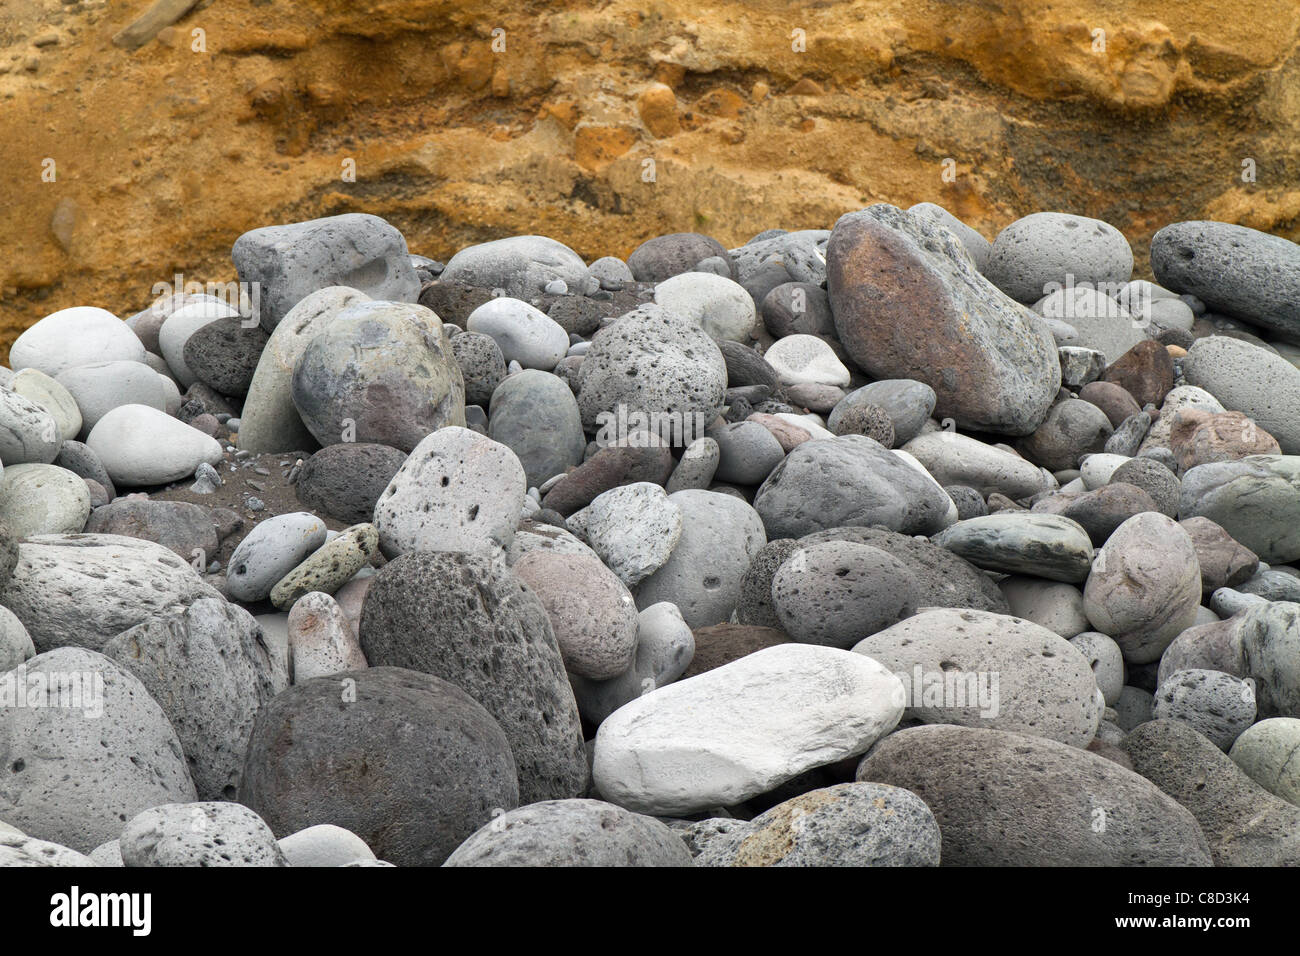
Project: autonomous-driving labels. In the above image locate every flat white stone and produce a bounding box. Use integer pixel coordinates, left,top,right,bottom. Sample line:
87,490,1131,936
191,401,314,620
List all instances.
593,643,904,815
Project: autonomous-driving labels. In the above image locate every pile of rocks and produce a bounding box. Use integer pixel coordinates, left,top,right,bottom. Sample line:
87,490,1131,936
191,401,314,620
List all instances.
3,205,1300,867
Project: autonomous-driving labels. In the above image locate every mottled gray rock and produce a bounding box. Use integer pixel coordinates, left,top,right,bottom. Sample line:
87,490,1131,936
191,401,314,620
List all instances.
908,201,990,271
985,212,1134,304
577,304,727,434
633,489,766,628
277,824,376,867
755,436,953,539
232,213,419,331
771,541,917,648
567,601,694,725
359,550,587,803
800,526,1009,613
1153,668,1255,750
665,436,720,493
0,387,60,465
0,534,221,653
1083,512,1201,664
1122,718,1300,866
707,420,785,484
1238,601,1300,718
374,426,527,559
102,598,282,800
238,286,371,454
0,647,197,853
1151,220,1300,344
1183,336,1300,453
85,497,218,562
120,802,287,867
442,235,589,298
445,799,693,867
295,442,408,525
584,482,682,588
858,724,1211,865
998,575,1090,638
0,464,91,538
0,832,96,867
513,551,638,680
285,590,368,682
760,282,836,338
854,607,1102,746
451,330,506,407
697,782,941,867
1229,718,1300,806
1018,398,1114,471
628,232,731,283
1070,631,1125,706
1179,455,1300,563
291,299,465,452
9,368,80,443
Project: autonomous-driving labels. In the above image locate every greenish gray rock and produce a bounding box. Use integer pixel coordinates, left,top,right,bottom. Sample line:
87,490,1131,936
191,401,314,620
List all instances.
1228,718,1300,806
488,369,585,488
1179,455,1300,563
0,464,91,538
931,513,1095,582
291,299,465,452
270,523,378,609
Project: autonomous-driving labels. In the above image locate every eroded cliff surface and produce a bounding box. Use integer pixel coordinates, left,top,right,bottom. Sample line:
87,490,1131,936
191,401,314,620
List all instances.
2,0,1298,353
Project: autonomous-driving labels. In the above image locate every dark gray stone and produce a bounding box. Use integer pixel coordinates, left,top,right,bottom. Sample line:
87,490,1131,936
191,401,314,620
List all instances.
232,213,420,331
295,442,409,525
1122,718,1300,865
858,724,1211,865
1151,220,1300,344
359,550,588,803
238,667,519,866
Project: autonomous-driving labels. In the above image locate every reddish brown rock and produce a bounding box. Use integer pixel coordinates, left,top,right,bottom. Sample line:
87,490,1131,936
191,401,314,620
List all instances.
1179,516,1259,593
682,623,790,679
1102,340,1175,408
747,412,812,453
1168,408,1280,474
826,204,1059,436
1078,380,1142,428
540,444,674,516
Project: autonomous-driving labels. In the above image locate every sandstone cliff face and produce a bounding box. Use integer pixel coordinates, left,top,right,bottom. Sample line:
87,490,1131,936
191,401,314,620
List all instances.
2,0,1298,356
